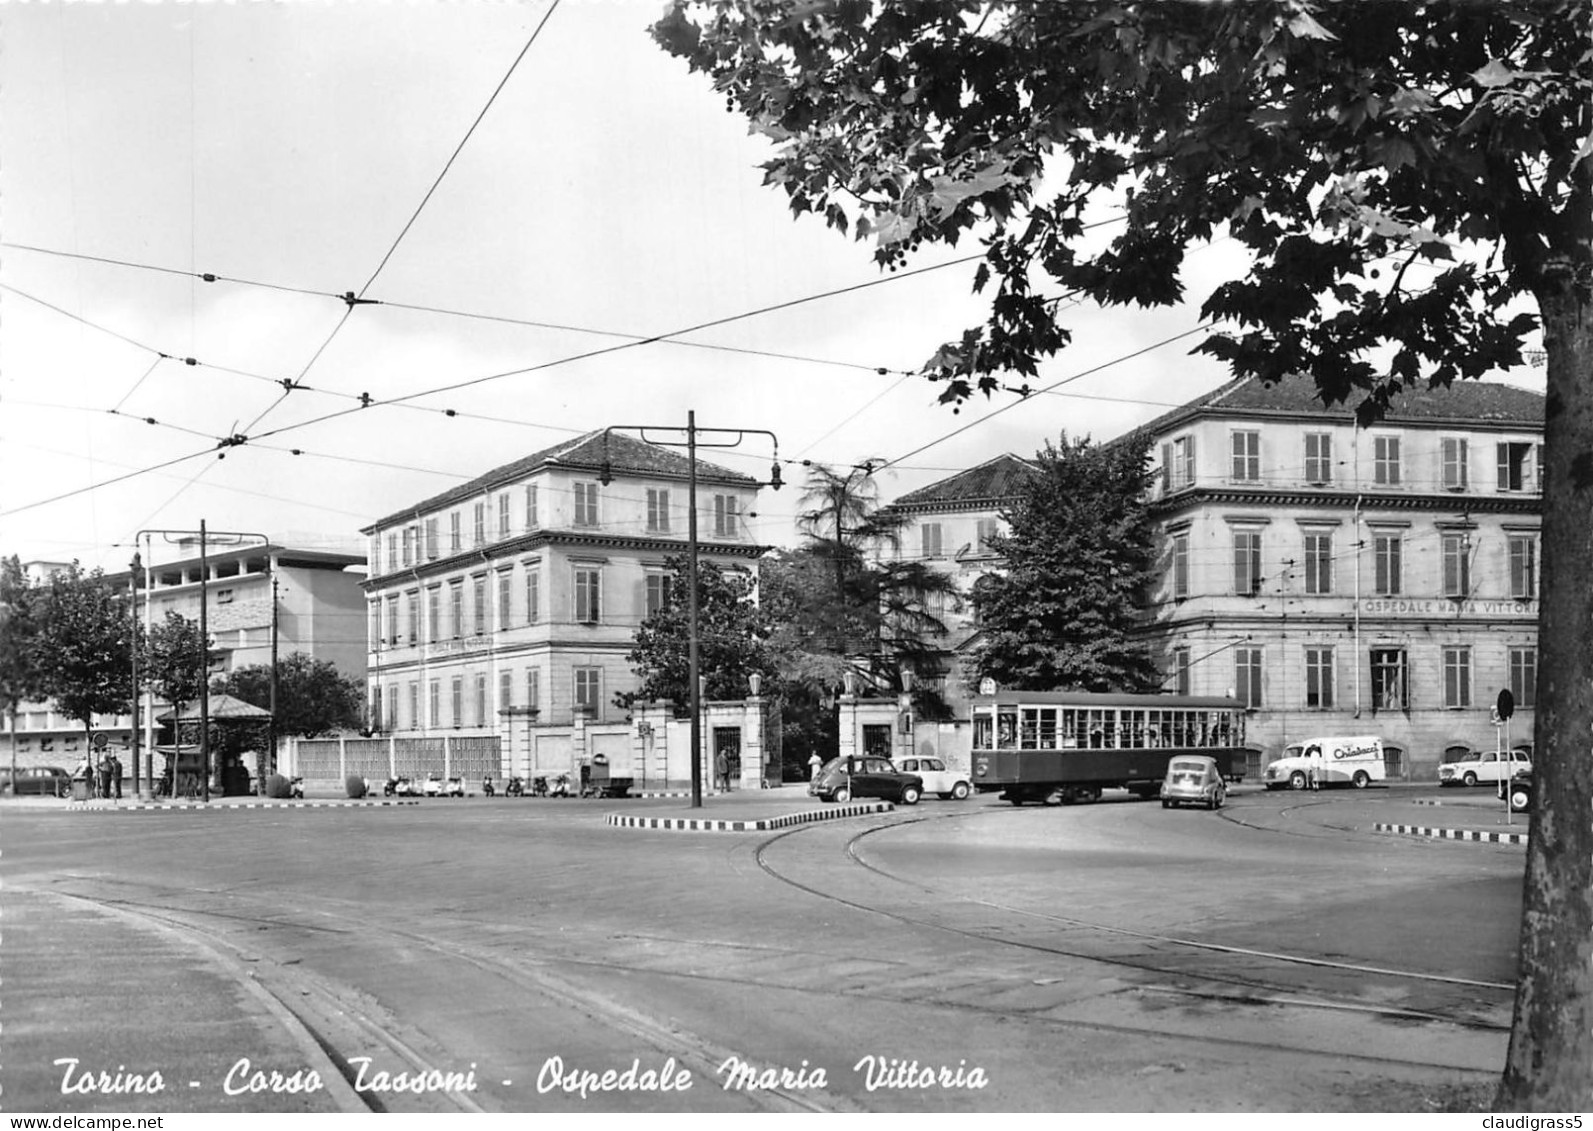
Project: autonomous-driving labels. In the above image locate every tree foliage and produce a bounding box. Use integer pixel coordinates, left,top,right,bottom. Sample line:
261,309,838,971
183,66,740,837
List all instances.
619,556,776,713
211,653,363,739
145,610,209,722
0,556,45,771
33,562,137,739
970,433,1160,693
658,1,1593,1109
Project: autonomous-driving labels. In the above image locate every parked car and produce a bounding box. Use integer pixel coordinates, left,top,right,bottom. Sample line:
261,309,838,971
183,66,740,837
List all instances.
810,756,922,805
894,756,971,800
1501,772,1533,814
0,765,72,797
1438,748,1532,787
1160,755,1227,810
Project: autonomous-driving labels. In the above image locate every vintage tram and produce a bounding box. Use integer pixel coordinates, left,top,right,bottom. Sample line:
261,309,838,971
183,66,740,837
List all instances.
970,690,1247,805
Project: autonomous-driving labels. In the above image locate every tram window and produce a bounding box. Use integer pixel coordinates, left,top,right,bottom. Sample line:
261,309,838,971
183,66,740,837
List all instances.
1061,710,1081,749
1128,709,1146,748
973,712,993,750
1038,708,1058,749
997,709,1018,749
1020,709,1040,749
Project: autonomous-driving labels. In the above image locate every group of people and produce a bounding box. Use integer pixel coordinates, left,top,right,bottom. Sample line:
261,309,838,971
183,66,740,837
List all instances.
74,752,125,800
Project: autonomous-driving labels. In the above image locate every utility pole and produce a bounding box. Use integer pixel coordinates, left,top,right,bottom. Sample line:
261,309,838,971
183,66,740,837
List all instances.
129,552,141,799
199,520,209,803
268,574,279,792
598,415,780,808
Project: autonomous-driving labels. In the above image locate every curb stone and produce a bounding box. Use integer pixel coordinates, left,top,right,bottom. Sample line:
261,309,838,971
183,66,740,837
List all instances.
606,801,895,832
1375,821,1527,845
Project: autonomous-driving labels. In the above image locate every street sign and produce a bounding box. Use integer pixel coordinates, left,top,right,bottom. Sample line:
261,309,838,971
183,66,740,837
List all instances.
979,678,997,696
1496,689,1515,722
91,732,109,750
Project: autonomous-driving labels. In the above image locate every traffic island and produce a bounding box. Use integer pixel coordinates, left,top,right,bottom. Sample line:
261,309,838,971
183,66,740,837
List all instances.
606,800,894,832
1374,821,1528,846
64,799,424,812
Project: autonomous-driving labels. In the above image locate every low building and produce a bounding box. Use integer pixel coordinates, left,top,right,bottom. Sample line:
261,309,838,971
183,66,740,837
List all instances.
1135,376,1543,781
358,429,766,776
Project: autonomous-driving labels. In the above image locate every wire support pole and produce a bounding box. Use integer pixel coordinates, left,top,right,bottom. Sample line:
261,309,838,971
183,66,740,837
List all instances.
597,417,781,808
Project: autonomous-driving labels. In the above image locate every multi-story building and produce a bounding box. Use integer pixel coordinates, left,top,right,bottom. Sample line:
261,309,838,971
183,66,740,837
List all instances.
359,429,764,744
3,545,367,768
881,453,1038,715
1136,376,1544,781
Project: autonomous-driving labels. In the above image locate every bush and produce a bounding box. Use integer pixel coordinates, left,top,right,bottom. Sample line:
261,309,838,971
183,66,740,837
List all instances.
345,774,367,800
265,773,293,799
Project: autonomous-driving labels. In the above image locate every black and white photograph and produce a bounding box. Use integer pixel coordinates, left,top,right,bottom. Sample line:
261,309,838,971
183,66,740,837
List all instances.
2,0,1589,1118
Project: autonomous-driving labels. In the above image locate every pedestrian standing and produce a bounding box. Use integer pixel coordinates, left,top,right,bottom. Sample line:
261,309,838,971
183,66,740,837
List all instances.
808,752,823,781
97,756,112,801
715,750,729,793
111,754,124,800
1306,744,1321,791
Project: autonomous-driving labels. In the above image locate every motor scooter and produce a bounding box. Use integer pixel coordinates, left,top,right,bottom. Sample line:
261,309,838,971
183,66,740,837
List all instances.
529,775,548,797
289,777,304,799
383,776,411,797
482,776,496,797
547,773,571,798
505,776,525,797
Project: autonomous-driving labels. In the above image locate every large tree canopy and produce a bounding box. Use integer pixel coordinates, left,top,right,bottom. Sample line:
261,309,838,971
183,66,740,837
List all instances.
970,433,1160,693
657,0,1592,1109
33,562,136,741
212,653,363,739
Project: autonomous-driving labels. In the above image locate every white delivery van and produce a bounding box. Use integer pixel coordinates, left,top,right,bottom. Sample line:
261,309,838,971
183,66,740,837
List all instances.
1263,735,1386,791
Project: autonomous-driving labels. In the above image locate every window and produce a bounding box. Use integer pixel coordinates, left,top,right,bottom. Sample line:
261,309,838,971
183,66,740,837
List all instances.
1163,435,1196,492
497,570,512,631
1233,530,1263,595
499,671,514,721
426,586,440,642
1231,430,1260,481
401,527,413,567
1497,442,1533,491
574,482,599,527
646,489,671,533
1371,648,1408,711
449,580,464,639
1170,531,1189,599
1535,443,1545,492
449,511,462,553
574,566,602,623
976,518,999,551
1373,436,1401,485
368,602,380,650
524,564,540,624
714,494,739,537
428,680,440,728
921,522,944,559
370,690,383,733
369,535,381,576
216,588,234,605
1304,432,1333,484
1508,536,1537,599
525,484,539,531
574,667,601,718
475,674,488,727
473,502,486,546
1235,648,1263,708
645,573,673,617
1170,646,1191,696
1303,531,1333,595
387,685,399,733
1305,647,1334,708
498,493,511,539
1441,437,1469,490
386,532,398,572
1441,532,1472,598
1443,646,1472,708
385,595,399,646
1510,647,1537,708
425,518,439,560
405,591,419,644
450,676,463,727
525,668,540,714
1373,532,1402,596
407,682,418,732
472,575,487,635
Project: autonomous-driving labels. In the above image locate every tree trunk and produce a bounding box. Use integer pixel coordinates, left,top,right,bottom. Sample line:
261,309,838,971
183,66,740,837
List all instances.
1496,272,1593,1110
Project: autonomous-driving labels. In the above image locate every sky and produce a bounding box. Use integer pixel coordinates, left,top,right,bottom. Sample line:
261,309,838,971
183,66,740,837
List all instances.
0,0,1546,576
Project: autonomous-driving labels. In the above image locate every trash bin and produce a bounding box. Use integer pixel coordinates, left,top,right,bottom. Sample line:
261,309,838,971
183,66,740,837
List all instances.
71,777,90,802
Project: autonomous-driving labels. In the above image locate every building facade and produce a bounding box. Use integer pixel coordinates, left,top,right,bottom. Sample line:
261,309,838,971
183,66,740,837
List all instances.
3,545,367,768
1137,377,1544,781
358,430,765,763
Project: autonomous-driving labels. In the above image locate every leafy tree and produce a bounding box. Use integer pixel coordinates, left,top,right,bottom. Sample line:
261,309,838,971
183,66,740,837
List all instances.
0,556,45,781
657,1,1593,1107
971,433,1161,692
33,562,136,744
619,555,776,712
211,653,363,739
145,611,209,727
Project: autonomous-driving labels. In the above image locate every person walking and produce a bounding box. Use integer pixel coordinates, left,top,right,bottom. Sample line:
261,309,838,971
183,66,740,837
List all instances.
808,752,823,781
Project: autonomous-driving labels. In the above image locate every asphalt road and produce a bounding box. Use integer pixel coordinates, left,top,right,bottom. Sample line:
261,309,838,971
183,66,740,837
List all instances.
2,785,1524,1113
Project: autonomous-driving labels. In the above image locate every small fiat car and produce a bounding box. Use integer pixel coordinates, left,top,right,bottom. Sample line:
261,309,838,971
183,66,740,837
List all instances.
1160,755,1227,810
811,755,923,805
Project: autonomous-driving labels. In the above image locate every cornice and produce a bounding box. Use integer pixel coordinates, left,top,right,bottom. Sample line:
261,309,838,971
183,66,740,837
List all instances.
1150,486,1543,518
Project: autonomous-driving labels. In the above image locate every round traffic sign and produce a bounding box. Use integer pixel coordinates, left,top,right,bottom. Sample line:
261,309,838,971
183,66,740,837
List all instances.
1496,689,1515,722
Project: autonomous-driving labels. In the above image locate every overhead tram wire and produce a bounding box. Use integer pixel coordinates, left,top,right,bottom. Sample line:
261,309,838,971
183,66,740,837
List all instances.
239,0,565,439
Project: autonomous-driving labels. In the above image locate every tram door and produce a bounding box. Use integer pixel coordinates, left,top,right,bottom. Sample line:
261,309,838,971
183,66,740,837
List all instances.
862,724,892,759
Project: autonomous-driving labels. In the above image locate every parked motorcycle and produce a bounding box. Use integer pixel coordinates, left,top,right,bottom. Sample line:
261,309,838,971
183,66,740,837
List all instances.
289,776,304,799
482,776,496,797
383,776,411,797
505,776,525,798
547,773,571,798
443,776,465,798
529,775,549,797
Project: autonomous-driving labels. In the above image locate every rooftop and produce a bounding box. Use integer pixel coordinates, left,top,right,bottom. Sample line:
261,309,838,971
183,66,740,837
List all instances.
888,453,1039,510
367,429,758,531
